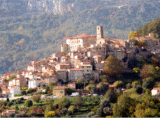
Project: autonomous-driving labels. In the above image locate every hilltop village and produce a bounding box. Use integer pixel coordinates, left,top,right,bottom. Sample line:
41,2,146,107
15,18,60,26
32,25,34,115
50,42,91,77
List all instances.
0,26,160,117
0,26,160,99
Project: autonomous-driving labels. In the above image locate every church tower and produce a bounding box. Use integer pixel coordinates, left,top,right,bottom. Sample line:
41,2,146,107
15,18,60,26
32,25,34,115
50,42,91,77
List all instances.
97,26,103,40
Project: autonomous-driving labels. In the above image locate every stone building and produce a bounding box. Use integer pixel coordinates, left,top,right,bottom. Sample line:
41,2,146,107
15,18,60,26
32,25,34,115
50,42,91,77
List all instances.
68,68,83,81
56,69,68,82
53,86,66,98
61,43,68,52
65,34,96,52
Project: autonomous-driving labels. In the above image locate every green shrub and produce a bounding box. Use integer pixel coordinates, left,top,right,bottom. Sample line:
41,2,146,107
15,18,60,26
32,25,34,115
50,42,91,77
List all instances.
60,108,68,116
32,95,41,103
68,105,76,115
87,112,95,117
25,100,33,107
14,94,23,97
45,111,56,117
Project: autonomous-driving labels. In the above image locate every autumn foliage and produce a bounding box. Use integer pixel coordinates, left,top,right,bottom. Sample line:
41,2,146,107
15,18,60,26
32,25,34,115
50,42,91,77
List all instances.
103,56,124,78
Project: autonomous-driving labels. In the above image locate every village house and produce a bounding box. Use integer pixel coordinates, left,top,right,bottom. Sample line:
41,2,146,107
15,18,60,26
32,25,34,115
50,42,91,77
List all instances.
55,63,70,70
136,33,159,52
53,86,67,98
1,73,11,80
70,58,82,68
8,86,21,98
151,87,160,96
78,64,93,75
67,82,76,89
28,78,41,89
8,77,27,89
56,69,68,82
65,34,96,52
41,75,57,86
60,55,70,63
68,68,83,81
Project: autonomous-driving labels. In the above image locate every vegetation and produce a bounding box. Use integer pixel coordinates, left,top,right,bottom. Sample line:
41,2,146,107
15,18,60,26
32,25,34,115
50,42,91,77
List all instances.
103,56,124,79
1,0,160,74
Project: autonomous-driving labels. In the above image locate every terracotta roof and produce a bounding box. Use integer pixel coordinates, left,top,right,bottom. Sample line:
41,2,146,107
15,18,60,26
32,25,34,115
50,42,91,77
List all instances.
53,86,66,90
7,110,16,112
109,84,115,88
93,55,102,57
56,69,67,72
152,87,160,90
69,68,83,71
70,34,96,39
3,73,11,77
63,37,69,40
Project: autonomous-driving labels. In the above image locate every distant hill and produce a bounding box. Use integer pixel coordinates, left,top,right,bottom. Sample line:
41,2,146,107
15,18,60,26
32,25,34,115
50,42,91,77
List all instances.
0,0,160,74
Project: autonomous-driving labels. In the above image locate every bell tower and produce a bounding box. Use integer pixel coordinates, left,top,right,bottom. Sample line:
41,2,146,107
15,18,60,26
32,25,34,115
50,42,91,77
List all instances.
97,26,103,40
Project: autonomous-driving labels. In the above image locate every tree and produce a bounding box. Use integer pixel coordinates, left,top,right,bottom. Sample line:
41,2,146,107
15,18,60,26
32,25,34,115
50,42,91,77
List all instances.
32,95,41,103
73,96,83,108
76,78,84,89
142,77,155,89
140,64,158,78
114,81,123,89
128,31,141,39
49,82,56,90
57,97,70,109
103,56,124,78
126,83,132,89
105,89,118,103
85,84,96,94
113,95,136,117
9,74,16,81
15,105,19,111
133,67,140,74
97,82,109,94
25,100,33,107
131,80,141,88
97,99,112,117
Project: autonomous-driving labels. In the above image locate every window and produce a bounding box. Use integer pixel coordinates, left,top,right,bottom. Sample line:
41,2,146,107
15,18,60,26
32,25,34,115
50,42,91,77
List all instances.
60,91,63,93
54,91,56,94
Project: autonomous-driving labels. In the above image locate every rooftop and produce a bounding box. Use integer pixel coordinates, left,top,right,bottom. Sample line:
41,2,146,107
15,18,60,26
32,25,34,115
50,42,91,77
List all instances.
53,86,66,90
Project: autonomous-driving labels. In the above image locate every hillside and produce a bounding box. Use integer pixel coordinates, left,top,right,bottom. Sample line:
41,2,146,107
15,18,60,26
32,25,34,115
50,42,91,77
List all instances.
0,0,160,74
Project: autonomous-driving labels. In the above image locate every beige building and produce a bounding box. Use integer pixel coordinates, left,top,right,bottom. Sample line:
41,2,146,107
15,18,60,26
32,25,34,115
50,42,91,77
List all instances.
53,86,66,98
67,82,76,89
78,64,93,75
66,34,96,52
55,63,70,70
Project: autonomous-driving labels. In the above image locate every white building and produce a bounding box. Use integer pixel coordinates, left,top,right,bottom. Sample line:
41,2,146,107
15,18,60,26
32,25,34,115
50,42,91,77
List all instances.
151,87,160,96
28,78,41,89
8,79,20,89
9,86,21,98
